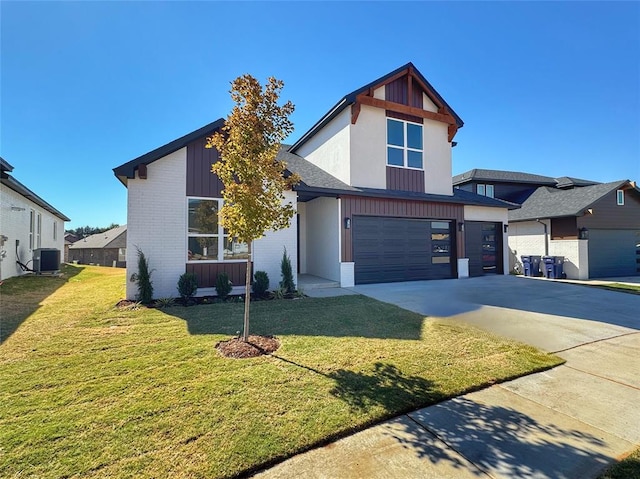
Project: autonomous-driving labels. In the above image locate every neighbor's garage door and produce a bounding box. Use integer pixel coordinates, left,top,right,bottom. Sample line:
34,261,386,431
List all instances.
352,216,454,284
588,229,640,278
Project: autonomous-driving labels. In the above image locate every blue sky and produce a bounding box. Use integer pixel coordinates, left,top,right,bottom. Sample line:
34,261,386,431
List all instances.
2,1,639,229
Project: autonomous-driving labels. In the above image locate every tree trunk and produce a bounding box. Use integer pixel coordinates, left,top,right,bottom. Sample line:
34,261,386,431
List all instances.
242,241,252,342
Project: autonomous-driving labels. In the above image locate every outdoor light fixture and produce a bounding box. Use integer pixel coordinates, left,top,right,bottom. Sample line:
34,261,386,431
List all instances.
344,217,351,229
458,222,464,232
503,224,509,233
579,227,589,240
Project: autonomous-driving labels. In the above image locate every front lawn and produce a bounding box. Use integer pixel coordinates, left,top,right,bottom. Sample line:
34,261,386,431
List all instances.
599,446,640,479
0,265,563,478
589,282,640,295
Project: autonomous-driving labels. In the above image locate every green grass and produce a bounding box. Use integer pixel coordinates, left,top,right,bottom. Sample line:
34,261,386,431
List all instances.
0,265,563,478
590,283,640,295
599,446,640,479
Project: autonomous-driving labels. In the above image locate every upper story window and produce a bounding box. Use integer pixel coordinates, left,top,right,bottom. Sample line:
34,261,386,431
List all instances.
386,118,423,169
477,184,494,198
617,189,624,206
187,198,249,262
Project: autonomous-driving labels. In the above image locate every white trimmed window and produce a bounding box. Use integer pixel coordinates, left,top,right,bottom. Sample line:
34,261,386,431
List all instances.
53,221,57,241
29,210,35,249
187,198,249,262
36,213,42,248
386,118,423,169
617,189,624,206
477,184,494,198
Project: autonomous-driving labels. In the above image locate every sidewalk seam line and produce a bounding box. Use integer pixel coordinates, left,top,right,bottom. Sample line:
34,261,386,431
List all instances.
563,364,640,392
551,331,640,354
404,414,497,479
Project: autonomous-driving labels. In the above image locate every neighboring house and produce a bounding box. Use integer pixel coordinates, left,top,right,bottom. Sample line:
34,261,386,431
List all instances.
114,63,515,300
64,233,79,262
0,157,69,280
68,225,127,268
454,169,640,279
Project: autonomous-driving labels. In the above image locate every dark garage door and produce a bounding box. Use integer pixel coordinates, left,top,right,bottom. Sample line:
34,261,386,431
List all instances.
588,229,640,278
352,216,454,284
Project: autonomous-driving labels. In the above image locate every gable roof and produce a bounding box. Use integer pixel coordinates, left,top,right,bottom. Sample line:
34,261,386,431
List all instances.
453,168,557,186
290,62,463,153
509,180,632,221
69,225,127,249
554,176,600,188
113,119,225,186
0,158,70,222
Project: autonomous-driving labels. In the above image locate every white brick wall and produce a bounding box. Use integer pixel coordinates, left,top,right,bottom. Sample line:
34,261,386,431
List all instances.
126,148,187,299
0,185,65,280
252,190,298,290
549,239,589,280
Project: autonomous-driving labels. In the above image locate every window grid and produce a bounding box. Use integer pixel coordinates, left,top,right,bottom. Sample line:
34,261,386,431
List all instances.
386,118,423,170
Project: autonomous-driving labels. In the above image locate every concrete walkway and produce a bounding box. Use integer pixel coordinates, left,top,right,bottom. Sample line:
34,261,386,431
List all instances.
254,276,640,479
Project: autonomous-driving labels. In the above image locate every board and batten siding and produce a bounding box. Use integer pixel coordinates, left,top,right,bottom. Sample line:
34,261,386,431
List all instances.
386,167,425,193
341,196,464,263
186,136,224,198
186,262,249,288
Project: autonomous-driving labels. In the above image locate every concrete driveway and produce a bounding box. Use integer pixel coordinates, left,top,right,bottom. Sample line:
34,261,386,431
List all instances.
256,276,640,479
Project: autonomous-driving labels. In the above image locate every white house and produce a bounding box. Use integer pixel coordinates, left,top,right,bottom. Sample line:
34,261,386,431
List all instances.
114,63,515,300
0,157,69,280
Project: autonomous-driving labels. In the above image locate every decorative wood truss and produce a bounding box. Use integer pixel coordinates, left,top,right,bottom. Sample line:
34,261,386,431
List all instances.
350,65,459,142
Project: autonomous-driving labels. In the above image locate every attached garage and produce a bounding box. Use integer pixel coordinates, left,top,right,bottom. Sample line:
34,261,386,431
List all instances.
352,216,455,284
588,229,640,278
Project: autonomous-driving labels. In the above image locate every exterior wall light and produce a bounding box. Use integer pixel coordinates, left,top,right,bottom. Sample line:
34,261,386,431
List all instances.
344,217,351,229
503,224,509,233
579,227,589,240
458,222,464,232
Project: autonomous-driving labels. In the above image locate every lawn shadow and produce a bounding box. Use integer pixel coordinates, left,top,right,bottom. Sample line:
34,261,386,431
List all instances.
165,295,425,340
0,264,83,344
391,396,616,478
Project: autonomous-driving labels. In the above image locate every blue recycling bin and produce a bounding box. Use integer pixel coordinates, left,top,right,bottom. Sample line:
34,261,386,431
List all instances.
542,256,565,279
521,255,542,276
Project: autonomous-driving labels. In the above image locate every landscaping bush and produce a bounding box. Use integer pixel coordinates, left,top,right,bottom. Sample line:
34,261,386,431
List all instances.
252,271,270,297
177,272,198,304
215,272,232,300
135,247,154,304
279,247,295,294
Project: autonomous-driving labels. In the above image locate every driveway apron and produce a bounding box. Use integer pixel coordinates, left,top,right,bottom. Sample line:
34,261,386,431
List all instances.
255,276,640,479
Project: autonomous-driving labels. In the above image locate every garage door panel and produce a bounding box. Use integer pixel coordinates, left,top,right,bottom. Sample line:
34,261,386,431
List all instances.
353,216,454,284
588,229,640,277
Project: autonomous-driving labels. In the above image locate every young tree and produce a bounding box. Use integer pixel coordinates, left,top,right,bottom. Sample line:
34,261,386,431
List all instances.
207,75,299,342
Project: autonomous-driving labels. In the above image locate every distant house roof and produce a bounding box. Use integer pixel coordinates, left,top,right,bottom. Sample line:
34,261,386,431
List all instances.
554,176,600,188
290,62,464,153
113,119,225,186
0,157,70,222
509,180,631,221
453,169,557,186
69,225,127,249
64,233,80,245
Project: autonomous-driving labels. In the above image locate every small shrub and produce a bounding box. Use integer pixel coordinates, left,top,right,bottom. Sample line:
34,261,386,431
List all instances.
273,287,285,300
135,247,154,304
154,297,175,308
252,271,270,297
279,247,295,294
177,272,198,303
215,272,233,300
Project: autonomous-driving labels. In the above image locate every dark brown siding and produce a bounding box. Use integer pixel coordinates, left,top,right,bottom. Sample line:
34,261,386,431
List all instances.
551,217,578,239
577,189,640,230
385,76,408,105
386,110,424,124
186,262,248,288
186,136,224,197
385,75,424,109
386,167,425,193
341,196,464,262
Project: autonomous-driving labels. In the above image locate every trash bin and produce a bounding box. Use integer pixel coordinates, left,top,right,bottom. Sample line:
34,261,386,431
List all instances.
542,256,565,279
521,255,542,277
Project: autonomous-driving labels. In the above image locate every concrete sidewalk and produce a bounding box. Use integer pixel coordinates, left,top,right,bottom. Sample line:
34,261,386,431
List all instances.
254,277,640,479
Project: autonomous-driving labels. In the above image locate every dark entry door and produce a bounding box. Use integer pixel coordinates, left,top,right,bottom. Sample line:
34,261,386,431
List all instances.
465,221,502,277
352,216,454,284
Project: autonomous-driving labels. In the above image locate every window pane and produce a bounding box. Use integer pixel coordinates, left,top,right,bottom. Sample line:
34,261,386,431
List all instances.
407,150,422,169
387,119,404,147
431,233,450,241
486,185,494,198
431,221,450,230
407,123,422,150
224,237,249,260
432,256,450,264
433,243,450,253
188,237,218,260
477,184,485,195
189,199,218,234
387,147,404,166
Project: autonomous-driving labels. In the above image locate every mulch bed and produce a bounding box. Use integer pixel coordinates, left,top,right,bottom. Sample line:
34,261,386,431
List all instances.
216,335,280,359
